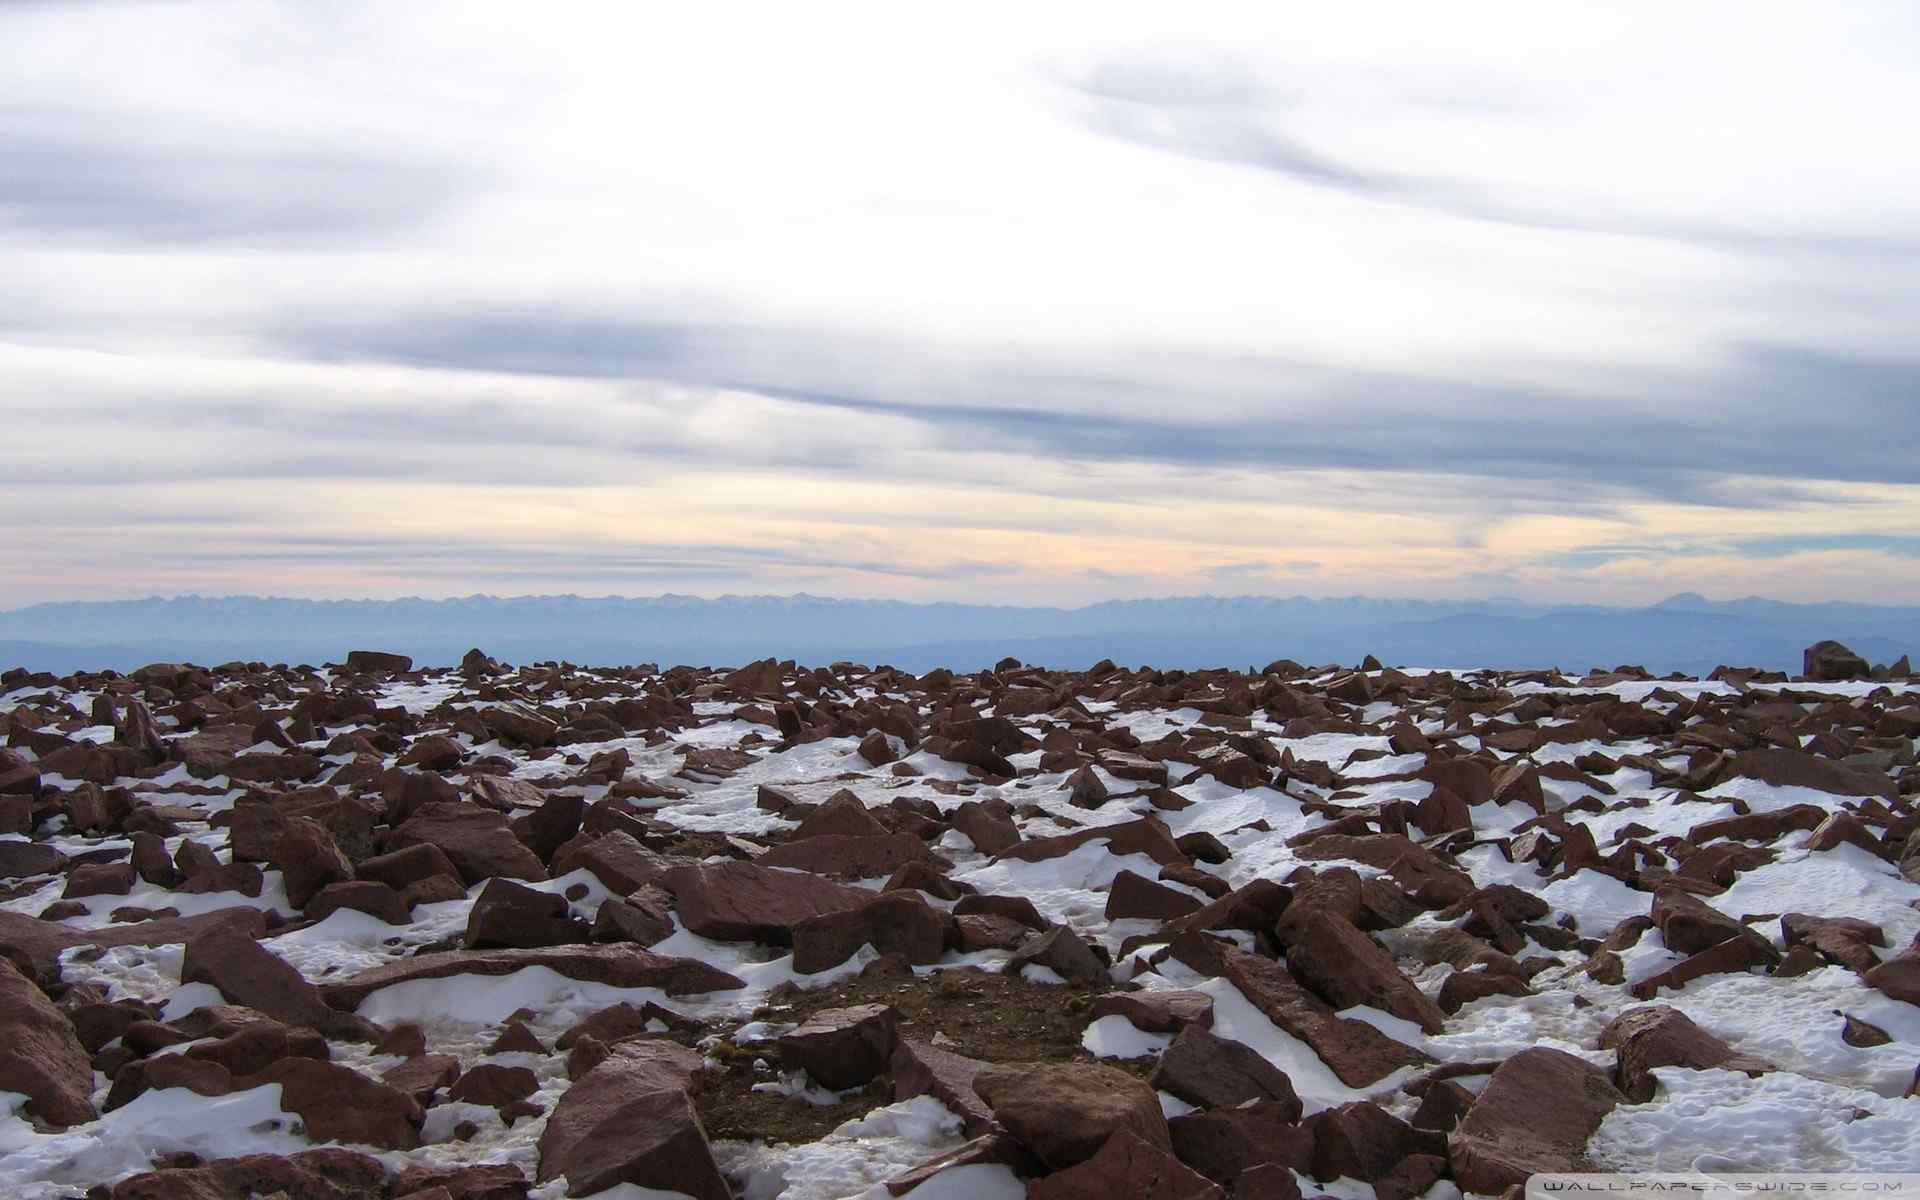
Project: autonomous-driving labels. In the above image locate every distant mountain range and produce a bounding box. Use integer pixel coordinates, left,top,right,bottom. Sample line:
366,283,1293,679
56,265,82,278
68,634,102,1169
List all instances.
1,592,1914,677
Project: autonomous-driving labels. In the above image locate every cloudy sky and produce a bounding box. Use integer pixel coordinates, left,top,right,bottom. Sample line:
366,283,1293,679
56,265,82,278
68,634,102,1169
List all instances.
5,1,1919,610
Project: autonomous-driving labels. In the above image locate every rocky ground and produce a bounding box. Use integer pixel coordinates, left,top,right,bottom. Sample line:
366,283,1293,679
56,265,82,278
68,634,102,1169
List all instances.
0,644,1916,1199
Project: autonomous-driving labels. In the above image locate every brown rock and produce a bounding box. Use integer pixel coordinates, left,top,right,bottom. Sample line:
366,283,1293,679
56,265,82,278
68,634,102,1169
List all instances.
535,1040,723,1199
321,944,745,1009
1776,943,1826,977
352,841,462,892
776,1004,900,1090
1097,750,1169,785
1630,935,1781,1000
591,890,674,947
464,877,586,950
1438,968,1534,1014
106,1148,390,1200
306,880,411,926
955,892,1048,930
64,861,136,898
883,1133,1042,1197
393,804,548,884
127,831,179,887
1806,812,1885,855
757,832,942,880
67,998,152,1053
180,925,374,1041
1166,1100,1314,1185
554,1000,694,1050
1285,911,1449,1034
104,1052,234,1110
186,1022,330,1077
397,734,464,772
885,859,971,900
1091,989,1214,1034
1372,1152,1448,1200
393,1161,529,1200
1031,1129,1224,1200
1489,762,1546,814
1154,878,1294,947
1687,804,1829,846
952,800,1021,854
1303,1101,1425,1183
550,830,679,894
858,731,899,766
1149,1024,1302,1114
0,841,62,879
792,790,890,840
448,1063,539,1109
662,860,869,944
723,657,784,696
999,816,1186,867
1235,1163,1305,1200
1066,765,1111,809
511,791,584,865
380,769,462,827
489,1019,547,1055
403,875,468,907
893,1037,994,1136
973,1060,1171,1170
1413,785,1474,836
245,1057,422,1150
1598,1005,1773,1102
1448,1047,1623,1193
1864,934,1920,1004
1842,1013,1892,1047
1106,869,1204,920
1221,948,1430,1088
273,817,354,910
792,890,949,974
346,649,413,673
478,703,560,749
177,856,265,899
223,752,325,787
1722,749,1895,802
470,773,548,815
1781,912,1886,973
1410,1079,1475,1132
1652,886,1780,963
1804,640,1870,681
0,907,267,986
1007,925,1109,985
0,959,97,1127
1421,757,1493,806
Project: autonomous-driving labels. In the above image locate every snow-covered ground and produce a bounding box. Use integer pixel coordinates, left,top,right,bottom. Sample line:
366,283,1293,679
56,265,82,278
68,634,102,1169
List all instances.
0,655,1916,1197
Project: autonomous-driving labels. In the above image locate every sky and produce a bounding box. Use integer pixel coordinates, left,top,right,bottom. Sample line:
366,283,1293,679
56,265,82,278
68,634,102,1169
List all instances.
5,1,1920,610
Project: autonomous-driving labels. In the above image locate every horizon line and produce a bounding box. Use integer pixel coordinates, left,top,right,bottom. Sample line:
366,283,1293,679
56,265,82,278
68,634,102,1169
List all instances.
4,587,1909,617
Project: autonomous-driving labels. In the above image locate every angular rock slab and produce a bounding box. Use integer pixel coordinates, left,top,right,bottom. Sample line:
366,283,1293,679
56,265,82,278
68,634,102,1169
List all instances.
972,1060,1170,1171
1221,948,1430,1087
1149,1024,1302,1115
0,959,96,1127
535,1041,725,1200
775,1003,900,1090
1031,1129,1224,1200
320,944,745,1010
1448,1047,1624,1193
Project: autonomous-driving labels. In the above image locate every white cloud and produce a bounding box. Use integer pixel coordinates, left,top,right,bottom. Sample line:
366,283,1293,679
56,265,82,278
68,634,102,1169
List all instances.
2,1,1918,607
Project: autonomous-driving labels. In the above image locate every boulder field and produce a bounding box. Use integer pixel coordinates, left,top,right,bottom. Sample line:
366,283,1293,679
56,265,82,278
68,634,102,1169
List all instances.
0,647,1915,1196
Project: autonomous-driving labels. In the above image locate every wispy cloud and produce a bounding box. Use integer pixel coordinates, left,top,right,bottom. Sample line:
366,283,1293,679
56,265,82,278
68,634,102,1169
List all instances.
2,1,1919,608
